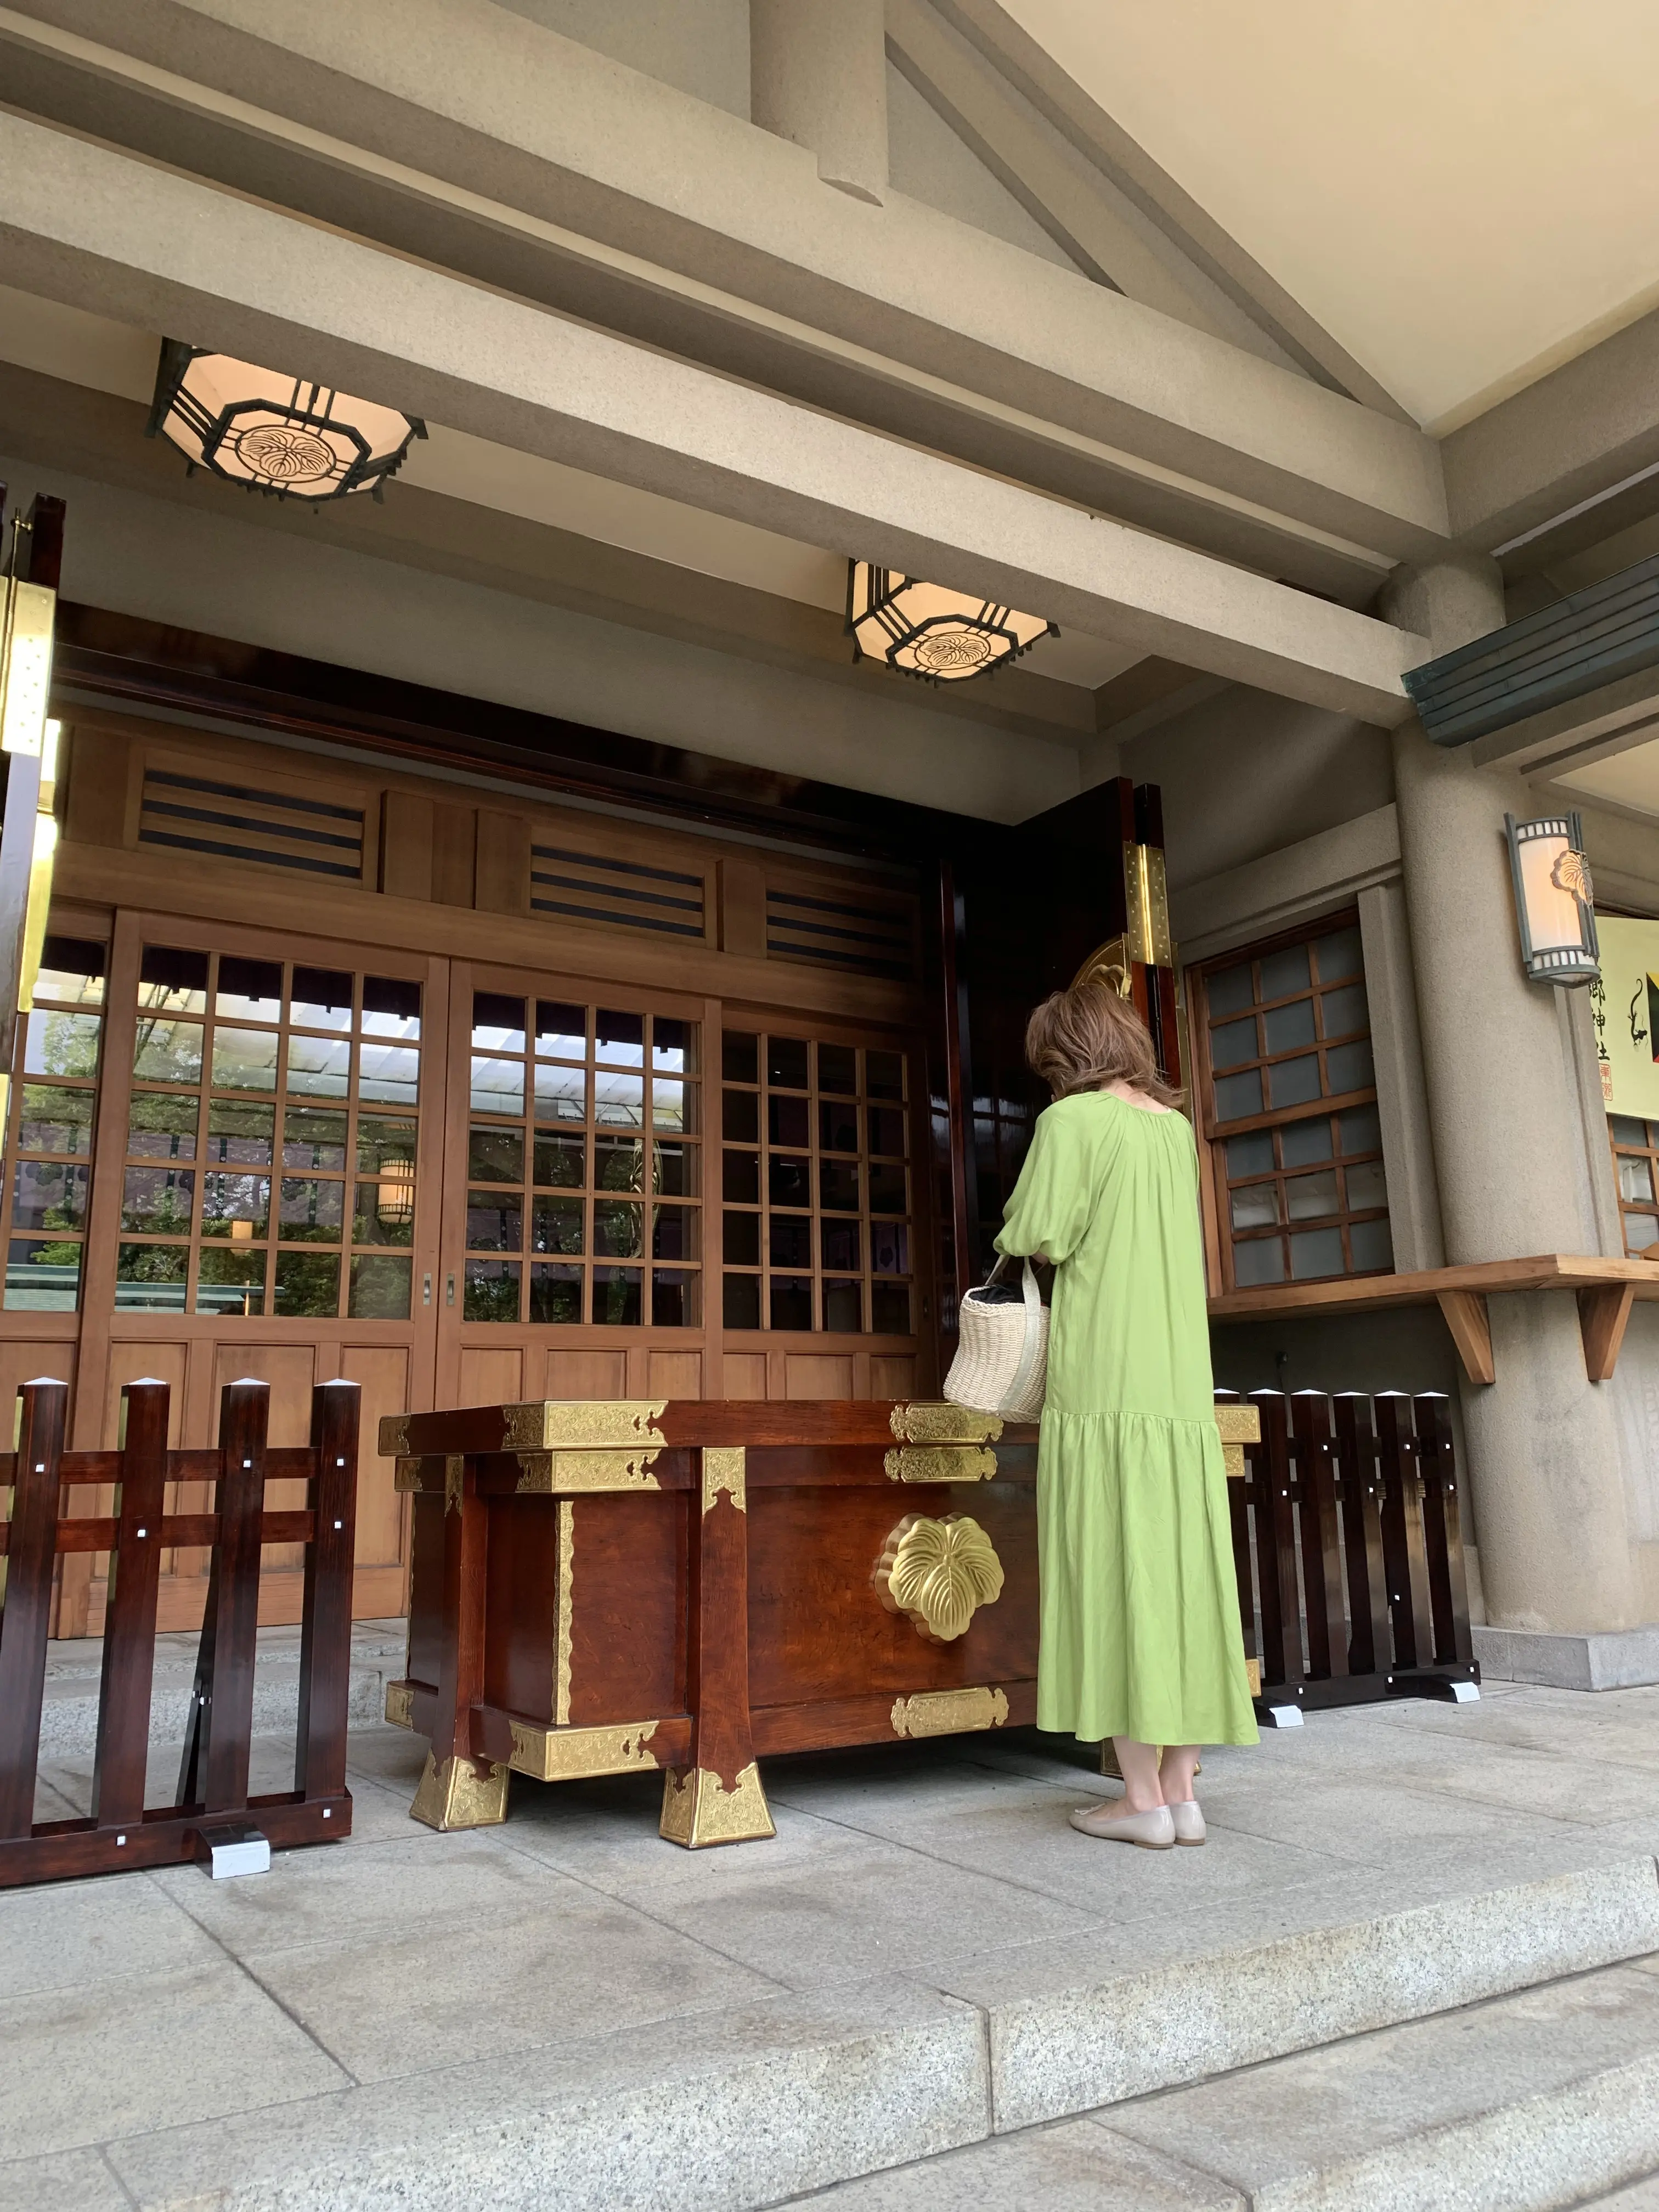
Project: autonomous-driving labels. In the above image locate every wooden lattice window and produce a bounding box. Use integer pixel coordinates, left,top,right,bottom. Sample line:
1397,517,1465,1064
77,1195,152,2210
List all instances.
1193,915,1393,1289
720,1029,913,1334
117,946,421,1318
1,936,106,1311
1609,1115,1659,1256
464,996,701,1325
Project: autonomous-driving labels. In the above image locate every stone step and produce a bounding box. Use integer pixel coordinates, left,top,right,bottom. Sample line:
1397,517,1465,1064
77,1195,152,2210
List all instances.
794,1956,1659,2210
35,1622,405,1760
101,1852,1659,2211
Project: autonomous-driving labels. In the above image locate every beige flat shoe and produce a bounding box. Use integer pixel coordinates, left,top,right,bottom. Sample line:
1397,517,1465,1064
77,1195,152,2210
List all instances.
1167,1800,1206,1847
1069,1801,1175,1849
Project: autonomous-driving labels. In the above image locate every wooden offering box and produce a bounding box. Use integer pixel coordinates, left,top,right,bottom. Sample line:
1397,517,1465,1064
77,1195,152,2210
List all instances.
381,1398,1047,1844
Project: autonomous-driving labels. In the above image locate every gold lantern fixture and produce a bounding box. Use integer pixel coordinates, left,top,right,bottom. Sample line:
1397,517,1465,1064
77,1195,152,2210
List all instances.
847,561,1056,684
147,340,425,505
377,1156,416,1229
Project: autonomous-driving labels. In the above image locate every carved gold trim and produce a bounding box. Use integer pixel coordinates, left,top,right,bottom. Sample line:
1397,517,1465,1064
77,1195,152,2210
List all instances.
384,1681,415,1730
408,1751,509,1831
889,1402,1002,1446
702,1446,746,1515
502,1400,668,1450
1072,933,1133,1001
379,1412,411,1459
508,1718,661,1781
884,1444,998,1483
1246,1657,1262,1697
659,1761,775,1848
443,1454,464,1515
1222,1443,1246,1481
890,1685,1009,1738
1215,1405,1262,1443
393,1455,421,1493
875,1514,1005,1643
514,1448,662,1493
555,1499,574,1726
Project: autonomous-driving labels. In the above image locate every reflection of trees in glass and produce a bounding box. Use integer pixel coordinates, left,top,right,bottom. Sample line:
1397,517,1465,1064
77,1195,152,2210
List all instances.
32,1011,100,1080
464,1263,519,1322
132,1012,202,1085
351,1254,411,1319
117,1243,187,1283
274,1251,340,1316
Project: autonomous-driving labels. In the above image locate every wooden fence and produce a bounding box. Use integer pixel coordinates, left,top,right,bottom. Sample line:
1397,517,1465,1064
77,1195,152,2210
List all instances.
1220,1388,1478,1717
0,1376,359,1886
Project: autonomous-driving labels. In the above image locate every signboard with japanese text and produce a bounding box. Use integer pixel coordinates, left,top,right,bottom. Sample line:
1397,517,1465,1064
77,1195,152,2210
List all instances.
1593,914,1659,1120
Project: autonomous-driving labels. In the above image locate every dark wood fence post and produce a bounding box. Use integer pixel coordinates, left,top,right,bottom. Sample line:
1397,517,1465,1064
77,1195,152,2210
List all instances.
1374,1393,1437,1675
0,1379,67,1836
296,1380,360,1804
1413,1393,1476,1670
661,1448,774,1848
1289,1391,1348,1682
1332,1392,1391,1677
1248,1391,1301,1691
90,1380,170,1837
178,1381,269,1815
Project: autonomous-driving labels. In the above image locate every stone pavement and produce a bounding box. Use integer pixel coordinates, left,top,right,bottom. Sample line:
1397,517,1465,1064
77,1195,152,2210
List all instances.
5,1674,1659,2210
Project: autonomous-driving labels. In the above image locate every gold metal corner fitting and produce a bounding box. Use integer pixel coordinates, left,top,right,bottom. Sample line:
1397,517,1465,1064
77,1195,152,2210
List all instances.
659,1760,775,1848
501,1400,668,1451
1215,1403,1261,1483
408,1751,509,1831
884,1444,998,1483
513,1449,662,1493
383,1681,415,1730
702,1446,746,1515
874,1514,1005,1643
507,1719,662,1782
888,1402,1002,1446
1123,842,1172,968
379,1413,412,1459
890,1685,1009,1739
443,1454,464,1515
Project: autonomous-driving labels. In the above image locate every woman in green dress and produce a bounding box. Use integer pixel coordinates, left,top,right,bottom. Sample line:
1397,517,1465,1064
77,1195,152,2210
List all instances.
995,978,1257,1848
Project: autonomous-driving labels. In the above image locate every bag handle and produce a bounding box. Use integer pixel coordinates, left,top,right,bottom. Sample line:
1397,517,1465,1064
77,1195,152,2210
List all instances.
1000,1256,1045,1415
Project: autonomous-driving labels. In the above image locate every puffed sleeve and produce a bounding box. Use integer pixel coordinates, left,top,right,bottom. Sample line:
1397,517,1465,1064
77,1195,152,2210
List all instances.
994,1103,1097,1265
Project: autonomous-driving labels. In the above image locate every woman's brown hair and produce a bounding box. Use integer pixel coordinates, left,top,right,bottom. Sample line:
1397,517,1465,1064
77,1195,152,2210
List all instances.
1025,979,1182,1109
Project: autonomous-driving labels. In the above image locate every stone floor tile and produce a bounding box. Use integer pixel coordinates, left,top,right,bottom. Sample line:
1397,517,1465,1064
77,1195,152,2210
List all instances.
0,1957,348,2161
335,1720,427,1790
244,1882,783,2081
1260,1723,1659,1827
108,1979,988,2212
1193,1768,1598,1869
0,2146,131,2212
787,1772,1353,1919
786,2118,1243,2208
624,1831,1105,1992
150,1824,575,1960
1109,1965,1659,2212
496,1771,880,1892
0,1870,218,1999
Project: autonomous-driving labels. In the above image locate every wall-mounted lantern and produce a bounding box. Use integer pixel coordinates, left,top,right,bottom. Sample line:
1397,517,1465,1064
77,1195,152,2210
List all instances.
847,561,1055,684
1505,811,1599,985
147,340,426,505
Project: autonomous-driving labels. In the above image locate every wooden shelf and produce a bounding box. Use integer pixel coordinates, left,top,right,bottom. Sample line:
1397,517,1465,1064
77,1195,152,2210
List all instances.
1208,1254,1659,1386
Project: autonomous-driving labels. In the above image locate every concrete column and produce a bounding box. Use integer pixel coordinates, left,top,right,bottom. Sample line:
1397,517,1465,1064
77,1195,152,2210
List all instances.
751,0,888,205
1381,555,1644,1632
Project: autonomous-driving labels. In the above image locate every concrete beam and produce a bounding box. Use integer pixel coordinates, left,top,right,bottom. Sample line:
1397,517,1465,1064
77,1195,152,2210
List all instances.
927,0,1416,423
885,0,1276,356
1443,304,1659,552
0,0,1449,563
0,111,1426,723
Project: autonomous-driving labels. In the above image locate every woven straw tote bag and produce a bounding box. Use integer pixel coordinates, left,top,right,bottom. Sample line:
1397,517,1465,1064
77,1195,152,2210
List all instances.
944,1256,1049,1421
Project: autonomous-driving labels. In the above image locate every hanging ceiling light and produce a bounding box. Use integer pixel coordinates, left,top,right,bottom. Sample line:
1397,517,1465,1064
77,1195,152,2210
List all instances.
146,339,426,505
847,561,1056,684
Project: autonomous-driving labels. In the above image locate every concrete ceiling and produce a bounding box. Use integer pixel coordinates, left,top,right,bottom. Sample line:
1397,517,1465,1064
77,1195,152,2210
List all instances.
1006,0,1659,434
1558,738,1659,823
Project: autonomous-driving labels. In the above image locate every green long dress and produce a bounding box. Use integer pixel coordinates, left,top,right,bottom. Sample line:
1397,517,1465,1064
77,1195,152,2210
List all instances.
995,1091,1259,1748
